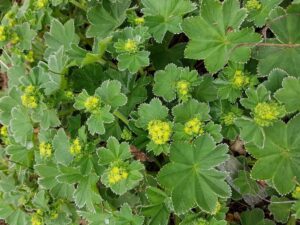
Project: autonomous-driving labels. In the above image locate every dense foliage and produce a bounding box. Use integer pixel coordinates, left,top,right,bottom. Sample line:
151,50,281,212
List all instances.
0,0,299,224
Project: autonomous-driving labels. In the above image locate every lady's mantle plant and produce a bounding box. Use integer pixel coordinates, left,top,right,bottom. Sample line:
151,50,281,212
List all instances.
0,0,300,225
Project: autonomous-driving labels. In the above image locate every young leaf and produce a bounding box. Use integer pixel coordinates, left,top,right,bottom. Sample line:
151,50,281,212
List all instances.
117,50,150,74
157,134,230,213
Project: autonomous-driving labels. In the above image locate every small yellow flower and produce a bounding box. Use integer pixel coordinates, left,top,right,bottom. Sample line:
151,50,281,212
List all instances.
36,0,48,9
292,186,300,199
184,118,204,136
212,201,222,215
176,80,191,100
232,70,249,89
50,211,58,219
65,91,74,99
124,39,138,53
11,33,20,45
36,209,43,215
196,218,209,225
8,19,16,27
70,138,82,155
31,214,42,225
21,94,38,109
108,166,128,184
148,120,172,145
0,26,7,42
254,102,283,127
134,17,145,25
39,142,52,158
0,126,8,137
24,50,35,63
221,112,236,126
245,0,262,10
84,96,100,113
25,85,36,94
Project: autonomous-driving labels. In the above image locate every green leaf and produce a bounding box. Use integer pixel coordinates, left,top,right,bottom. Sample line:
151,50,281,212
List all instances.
153,64,200,102
247,0,284,27
78,208,112,225
114,203,144,225
172,99,210,123
53,128,73,165
117,50,150,74
240,208,265,225
157,134,230,213
44,19,79,57
0,87,21,125
86,105,114,135
95,80,127,109
233,170,259,195
263,69,288,93
6,145,33,168
136,98,169,129
235,117,265,148
275,77,300,113
15,22,36,50
41,47,69,95
10,106,33,146
268,196,292,223
86,1,131,38
32,104,61,130
245,114,300,195
141,0,196,42
255,7,300,77
73,173,101,212
183,0,261,73
34,162,74,199
98,137,132,165
142,187,170,225
6,209,29,225
240,85,270,110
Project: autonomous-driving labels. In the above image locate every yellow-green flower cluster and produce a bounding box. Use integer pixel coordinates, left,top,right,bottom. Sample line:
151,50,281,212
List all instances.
4,11,16,27
221,112,236,126
232,70,249,89
124,39,138,53
254,102,283,127
176,80,190,100
195,218,209,225
39,142,52,158
184,118,204,136
0,26,7,42
84,96,100,113
31,213,42,225
108,166,128,184
24,50,35,63
292,186,300,199
36,0,48,9
21,85,38,109
134,17,145,25
0,126,8,138
148,120,172,145
65,91,74,99
212,201,222,215
245,0,262,10
70,138,82,155
11,32,20,45
121,128,132,141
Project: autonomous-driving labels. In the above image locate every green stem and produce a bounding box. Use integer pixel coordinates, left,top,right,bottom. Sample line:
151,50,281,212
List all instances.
69,0,87,11
113,110,129,126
